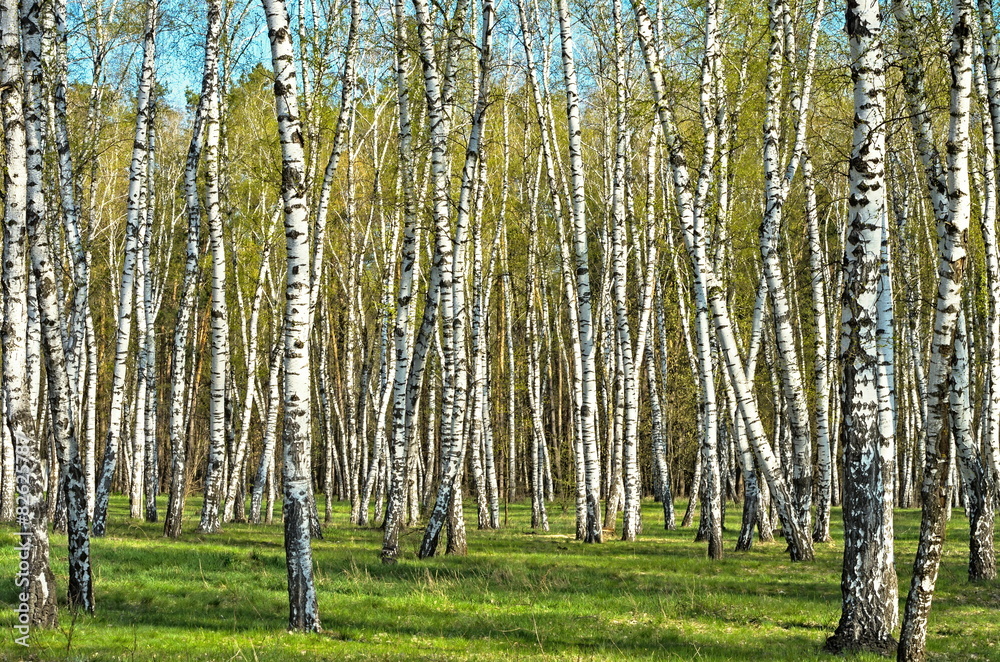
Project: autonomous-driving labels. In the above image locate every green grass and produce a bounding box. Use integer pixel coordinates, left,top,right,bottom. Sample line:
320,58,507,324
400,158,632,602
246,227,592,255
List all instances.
0,497,997,661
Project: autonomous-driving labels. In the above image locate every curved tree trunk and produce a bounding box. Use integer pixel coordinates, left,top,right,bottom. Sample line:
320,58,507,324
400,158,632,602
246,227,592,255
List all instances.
164,0,220,540
92,0,158,537
899,1,975,659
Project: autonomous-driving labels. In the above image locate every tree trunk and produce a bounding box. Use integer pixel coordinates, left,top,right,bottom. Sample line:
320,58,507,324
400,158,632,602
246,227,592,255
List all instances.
824,1,897,652
92,0,158,537
261,0,321,632
1,0,59,625
164,0,219,540
899,2,975,659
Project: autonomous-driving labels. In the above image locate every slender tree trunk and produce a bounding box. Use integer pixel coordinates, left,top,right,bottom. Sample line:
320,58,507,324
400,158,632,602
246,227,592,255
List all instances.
950,312,997,580
261,0,320,632
93,0,157,537
806,156,832,543
251,345,282,524
164,0,219,540
556,0,602,543
899,2,975,659
197,13,228,533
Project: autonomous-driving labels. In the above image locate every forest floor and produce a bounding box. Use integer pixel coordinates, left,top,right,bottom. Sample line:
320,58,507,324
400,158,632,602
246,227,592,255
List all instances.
0,497,997,661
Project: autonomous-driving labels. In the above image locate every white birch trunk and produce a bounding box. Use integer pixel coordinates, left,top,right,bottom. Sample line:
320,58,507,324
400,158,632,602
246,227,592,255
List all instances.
950,312,996,580
556,0,602,543
900,2,976,658
1,0,58,624
261,0,320,631
164,0,219,539
633,1,813,561
251,344,283,524
805,155,833,543
92,0,157,536
196,4,228,534
824,1,897,652
976,0,1000,528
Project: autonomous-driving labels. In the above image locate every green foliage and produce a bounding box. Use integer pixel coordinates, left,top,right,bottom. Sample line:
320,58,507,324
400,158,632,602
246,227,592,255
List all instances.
1,497,996,661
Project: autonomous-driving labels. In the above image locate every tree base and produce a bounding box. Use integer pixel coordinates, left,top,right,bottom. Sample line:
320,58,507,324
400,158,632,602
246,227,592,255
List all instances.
824,631,897,657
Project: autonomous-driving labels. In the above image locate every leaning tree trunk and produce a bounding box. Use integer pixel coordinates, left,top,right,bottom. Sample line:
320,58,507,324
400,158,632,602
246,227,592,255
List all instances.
760,0,815,535
380,0,420,563
51,0,95,523
633,1,813,562
93,0,158,537
418,0,494,559
899,1,975,659
164,0,219,540
21,0,94,613
260,0,320,632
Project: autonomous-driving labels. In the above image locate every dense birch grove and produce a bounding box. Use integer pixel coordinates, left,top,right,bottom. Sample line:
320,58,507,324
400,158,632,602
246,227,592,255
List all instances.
1,0,998,657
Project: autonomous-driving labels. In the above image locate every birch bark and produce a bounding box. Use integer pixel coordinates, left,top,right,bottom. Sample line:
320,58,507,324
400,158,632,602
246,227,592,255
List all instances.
899,1,976,658
196,8,228,533
556,0,602,543
261,0,320,631
1,0,58,625
824,1,897,652
93,0,158,537
164,0,220,539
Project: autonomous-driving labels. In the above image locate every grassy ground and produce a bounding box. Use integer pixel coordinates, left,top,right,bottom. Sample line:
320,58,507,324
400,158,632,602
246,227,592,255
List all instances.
0,496,997,661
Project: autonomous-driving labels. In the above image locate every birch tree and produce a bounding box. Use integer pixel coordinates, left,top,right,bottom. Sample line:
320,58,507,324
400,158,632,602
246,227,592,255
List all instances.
899,1,977,658
197,14,228,533
1,0,58,626
556,0,602,543
20,0,95,613
92,0,158,537
164,0,220,540
824,0,897,652
260,0,320,631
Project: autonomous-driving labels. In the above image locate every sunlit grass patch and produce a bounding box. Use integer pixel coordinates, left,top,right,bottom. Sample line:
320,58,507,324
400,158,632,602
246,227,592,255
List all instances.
0,497,996,660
